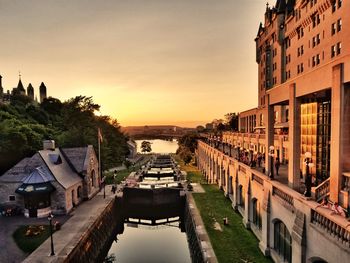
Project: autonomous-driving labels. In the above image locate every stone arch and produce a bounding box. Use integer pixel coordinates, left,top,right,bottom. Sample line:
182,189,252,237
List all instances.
308,257,328,263
273,219,292,263
238,184,244,207
251,198,262,229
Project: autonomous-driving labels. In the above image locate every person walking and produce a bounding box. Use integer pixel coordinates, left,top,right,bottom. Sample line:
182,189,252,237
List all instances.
275,157,280,176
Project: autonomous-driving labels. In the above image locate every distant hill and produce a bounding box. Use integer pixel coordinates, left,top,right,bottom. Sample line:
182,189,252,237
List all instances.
122,125,196,139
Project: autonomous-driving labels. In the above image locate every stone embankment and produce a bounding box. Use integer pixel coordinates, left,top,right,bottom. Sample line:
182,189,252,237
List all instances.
185,193,218,263
23,189,122,263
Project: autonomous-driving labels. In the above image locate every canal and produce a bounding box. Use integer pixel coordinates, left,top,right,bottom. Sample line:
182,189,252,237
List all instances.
106,139,192,263
135,139,179,154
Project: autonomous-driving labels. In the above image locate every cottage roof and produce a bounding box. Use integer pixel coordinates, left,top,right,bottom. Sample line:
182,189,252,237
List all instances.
0,153,45,183
22,166,54,184
60,147,89,174
39,149,82,189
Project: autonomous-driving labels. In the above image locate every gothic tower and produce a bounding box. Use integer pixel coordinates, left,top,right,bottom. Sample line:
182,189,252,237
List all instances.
0,75,3,99
27,83,34,100
39,82,47,103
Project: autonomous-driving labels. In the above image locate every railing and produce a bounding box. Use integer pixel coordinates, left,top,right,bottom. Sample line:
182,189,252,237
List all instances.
311,209,350,247
272,186,294,210
238,165,246,174
342,172,350,191
252,173,264,186
313,178,330,202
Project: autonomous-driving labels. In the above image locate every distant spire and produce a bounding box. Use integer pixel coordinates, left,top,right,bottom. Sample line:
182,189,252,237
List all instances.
16,72,25,94
27,83,34,100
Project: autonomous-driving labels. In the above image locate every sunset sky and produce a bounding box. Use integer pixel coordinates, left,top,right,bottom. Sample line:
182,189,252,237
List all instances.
0,0,273,127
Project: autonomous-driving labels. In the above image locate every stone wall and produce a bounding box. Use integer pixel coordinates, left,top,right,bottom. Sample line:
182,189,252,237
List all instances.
184,194,217,263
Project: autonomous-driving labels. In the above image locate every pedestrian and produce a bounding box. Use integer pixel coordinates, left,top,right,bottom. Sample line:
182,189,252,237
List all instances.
331,202,346,217
257,153,262,168
275,157,280,176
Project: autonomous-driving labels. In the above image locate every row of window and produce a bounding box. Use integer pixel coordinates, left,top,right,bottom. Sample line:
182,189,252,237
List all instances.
331,19,342,35
331,42,342,58
332,0,342,12
297,63,304,74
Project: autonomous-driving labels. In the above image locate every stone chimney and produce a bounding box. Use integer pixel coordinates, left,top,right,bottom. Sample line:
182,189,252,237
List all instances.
43,140,55,150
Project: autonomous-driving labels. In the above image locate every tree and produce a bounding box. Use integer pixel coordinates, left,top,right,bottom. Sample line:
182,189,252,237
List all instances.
225,112,239,131
141,141,152,153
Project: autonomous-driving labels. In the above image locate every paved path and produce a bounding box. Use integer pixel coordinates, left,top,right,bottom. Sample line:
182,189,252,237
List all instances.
23,187,116,262
0,214,70,263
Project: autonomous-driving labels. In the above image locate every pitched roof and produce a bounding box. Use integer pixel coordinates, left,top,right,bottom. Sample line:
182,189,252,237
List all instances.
39,149,82,189
17,79,25,92
60,147,88,174
0,153,46,183
22,166,55,184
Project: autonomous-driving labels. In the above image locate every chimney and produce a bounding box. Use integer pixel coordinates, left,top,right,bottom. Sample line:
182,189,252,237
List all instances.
43,140,55,150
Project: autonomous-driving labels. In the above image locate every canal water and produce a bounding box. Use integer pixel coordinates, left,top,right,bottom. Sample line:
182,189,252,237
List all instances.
107,222,191,263
135,139,179,154
106,139,192,263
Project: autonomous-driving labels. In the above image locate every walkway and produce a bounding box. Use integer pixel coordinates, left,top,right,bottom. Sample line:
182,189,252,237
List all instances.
0,214,70,263
23,187,116,262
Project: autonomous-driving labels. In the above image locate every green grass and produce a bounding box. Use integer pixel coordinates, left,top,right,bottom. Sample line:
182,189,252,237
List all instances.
176,157,272,263
12,225,52,253
193,185,272,263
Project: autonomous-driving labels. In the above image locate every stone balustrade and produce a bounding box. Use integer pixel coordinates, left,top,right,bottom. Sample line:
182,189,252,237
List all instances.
311,209,350,247
252,173,264,186
313,178,330,202
272,186,294,211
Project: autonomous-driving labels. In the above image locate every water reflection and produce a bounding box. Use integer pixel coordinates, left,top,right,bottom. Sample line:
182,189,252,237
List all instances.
107,222,191,263
135,139,179,154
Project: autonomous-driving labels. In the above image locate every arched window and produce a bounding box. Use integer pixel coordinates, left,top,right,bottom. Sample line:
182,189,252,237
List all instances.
274,220,292,263
239,185,244,207
252,199,262,229
77,186,82,199
91,170,96,187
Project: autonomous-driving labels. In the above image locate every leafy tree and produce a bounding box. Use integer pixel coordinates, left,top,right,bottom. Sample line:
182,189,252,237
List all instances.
141,141,152,153
225,112,239,131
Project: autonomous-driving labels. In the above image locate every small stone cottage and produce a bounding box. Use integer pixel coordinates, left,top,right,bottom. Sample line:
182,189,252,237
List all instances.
0,140,100,217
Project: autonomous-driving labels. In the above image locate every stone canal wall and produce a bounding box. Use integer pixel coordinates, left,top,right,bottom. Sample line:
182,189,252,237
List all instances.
185,193,218,263
23,194,123,263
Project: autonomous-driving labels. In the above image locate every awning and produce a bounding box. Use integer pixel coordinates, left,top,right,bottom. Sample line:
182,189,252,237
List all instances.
15,182,55,196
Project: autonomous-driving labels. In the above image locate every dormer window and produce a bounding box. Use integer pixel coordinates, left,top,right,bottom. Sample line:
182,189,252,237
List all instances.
49,154,62,165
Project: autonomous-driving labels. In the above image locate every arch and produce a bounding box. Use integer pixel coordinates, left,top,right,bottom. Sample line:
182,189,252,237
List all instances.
251,198,262,229
273,219,292,263
91,169,97,187
77,186,82,199
238,184,244,207
308,257,328,263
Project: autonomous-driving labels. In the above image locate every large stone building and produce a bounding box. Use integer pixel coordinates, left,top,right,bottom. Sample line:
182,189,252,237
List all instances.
0,140,100,218
0,74,48,104
197,1,350,262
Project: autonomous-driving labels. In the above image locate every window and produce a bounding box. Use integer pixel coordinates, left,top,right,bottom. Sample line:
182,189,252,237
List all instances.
297,26,304,39
332,22,337,35
312,54,320,67
285,37,291,49
274,220,292,263
311,0,318,7
9,195,16,201
312,13,321,28
332,42,342,57
297,63,304,74
252,199,262,230
338,0,342,8
337,42,342,55
337,19,342,32
332,0,342,12
312,34,320,47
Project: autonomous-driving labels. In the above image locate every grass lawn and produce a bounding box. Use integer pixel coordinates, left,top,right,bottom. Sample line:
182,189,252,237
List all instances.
13,225,52,253
176,157,272,263
193,185,272,263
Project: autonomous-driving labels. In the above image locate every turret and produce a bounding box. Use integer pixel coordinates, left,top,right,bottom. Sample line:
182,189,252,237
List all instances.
0,75,3,99
27,83,34,100
39,82,47,103
17,77,25,95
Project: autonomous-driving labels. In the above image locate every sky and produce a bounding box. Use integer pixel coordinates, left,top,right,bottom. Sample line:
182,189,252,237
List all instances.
0,0,274,127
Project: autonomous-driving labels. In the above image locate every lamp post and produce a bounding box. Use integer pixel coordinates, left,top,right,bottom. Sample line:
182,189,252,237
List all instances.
268,145,275,180
304,152,314,197
48,214,55,256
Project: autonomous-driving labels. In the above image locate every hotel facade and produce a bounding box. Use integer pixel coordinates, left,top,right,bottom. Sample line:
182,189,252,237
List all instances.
196,1,350,262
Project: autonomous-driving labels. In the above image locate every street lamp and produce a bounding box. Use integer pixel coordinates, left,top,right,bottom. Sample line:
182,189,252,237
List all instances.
304,152,314,197
48,214,55,256
268,145,275,180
